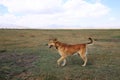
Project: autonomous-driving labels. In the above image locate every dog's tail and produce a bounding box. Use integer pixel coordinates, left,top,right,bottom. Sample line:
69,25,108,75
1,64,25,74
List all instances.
87,37,93,44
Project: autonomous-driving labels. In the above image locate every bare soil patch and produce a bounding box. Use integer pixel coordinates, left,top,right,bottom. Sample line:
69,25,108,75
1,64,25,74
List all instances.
0,52,39,80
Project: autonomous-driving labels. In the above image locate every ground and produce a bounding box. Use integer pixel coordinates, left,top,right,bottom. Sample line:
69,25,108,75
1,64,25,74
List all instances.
0,29,120,80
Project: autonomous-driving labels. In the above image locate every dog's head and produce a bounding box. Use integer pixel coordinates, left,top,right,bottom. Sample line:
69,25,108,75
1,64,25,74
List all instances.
47,38,58,48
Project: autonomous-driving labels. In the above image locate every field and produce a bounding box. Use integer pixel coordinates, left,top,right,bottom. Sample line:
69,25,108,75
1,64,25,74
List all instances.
0,29,120,80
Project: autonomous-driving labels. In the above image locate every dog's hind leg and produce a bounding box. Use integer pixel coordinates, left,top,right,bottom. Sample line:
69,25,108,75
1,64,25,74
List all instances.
81,55,87,66
61,59,66,66
78,49,87,67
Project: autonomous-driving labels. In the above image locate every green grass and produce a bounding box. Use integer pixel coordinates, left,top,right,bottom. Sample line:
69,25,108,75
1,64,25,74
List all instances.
0,29,120,80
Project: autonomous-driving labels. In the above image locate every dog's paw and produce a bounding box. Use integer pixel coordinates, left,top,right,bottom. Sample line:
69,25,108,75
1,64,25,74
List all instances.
82,64,86,67
61,64,66,67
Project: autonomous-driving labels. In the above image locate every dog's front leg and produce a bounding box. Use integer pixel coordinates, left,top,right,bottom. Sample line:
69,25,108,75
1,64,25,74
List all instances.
57,57,65,66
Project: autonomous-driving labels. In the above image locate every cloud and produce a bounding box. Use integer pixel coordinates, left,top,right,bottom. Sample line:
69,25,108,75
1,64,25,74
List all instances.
0,13,18,24
0,0,112,28
109,17,116,21
0,0,63,14
1,0,109,16
63,0,109,17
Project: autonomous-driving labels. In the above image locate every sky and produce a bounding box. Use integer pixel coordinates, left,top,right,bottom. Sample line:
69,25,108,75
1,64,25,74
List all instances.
0,0,120,29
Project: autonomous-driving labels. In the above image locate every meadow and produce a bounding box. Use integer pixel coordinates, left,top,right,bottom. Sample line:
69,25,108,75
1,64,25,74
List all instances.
0,29,120,80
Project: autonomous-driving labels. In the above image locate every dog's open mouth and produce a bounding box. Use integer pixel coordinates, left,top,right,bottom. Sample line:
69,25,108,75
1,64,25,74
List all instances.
49,45,53,48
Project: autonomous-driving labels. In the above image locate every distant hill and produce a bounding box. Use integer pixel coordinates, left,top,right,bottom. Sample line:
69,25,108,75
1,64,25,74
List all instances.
0,24,28,29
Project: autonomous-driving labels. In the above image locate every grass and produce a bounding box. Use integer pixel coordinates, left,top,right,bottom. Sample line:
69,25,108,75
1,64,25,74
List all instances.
0,29,120,80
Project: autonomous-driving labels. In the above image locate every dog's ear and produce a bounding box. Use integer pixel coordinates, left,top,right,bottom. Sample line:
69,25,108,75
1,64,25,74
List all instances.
54,38,57,41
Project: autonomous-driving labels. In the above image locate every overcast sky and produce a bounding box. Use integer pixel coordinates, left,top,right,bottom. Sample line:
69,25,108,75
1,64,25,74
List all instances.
0,0,120,29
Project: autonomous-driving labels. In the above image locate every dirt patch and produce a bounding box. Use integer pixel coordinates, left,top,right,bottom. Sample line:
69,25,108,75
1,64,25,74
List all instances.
0,49,7,53
0,52,39,80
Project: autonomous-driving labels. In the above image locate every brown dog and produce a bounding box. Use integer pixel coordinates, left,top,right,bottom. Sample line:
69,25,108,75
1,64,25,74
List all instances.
47,38,93,67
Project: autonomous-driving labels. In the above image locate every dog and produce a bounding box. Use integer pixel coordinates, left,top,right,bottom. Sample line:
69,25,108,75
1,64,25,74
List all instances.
47,38,93,67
